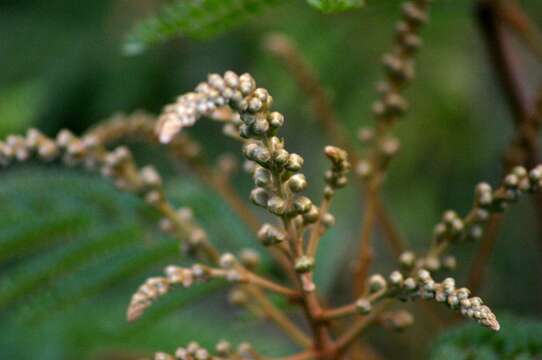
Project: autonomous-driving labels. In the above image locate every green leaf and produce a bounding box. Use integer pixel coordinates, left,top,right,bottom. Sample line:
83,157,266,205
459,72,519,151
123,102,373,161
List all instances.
306,0,365,13
430,314,542,359
124,0,282,55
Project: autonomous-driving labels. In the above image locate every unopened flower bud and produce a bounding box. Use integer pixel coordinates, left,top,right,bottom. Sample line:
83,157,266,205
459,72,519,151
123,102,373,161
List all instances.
303,205,320,223
368,274,387,293
293,196,312,214
285,153,304,171
294,256,315,273
267,195,286,215
288,173,308,192
250,187,269,207
356,298,372,314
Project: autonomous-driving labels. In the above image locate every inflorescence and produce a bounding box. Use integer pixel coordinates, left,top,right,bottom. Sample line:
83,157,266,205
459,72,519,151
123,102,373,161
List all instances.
4,1,542,357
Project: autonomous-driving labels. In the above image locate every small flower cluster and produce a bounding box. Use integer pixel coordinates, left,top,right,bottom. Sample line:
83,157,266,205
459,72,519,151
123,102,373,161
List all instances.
407,270,500,331
374,0,430,122
356,0,431,181
354,269,499,331
0,128,216,262
154,340,260,360
127,264,219,322
398,250,456,273
86,112,203,164
323,145,351,199
128,252,286,322
433,165,542,245
156,71,270,143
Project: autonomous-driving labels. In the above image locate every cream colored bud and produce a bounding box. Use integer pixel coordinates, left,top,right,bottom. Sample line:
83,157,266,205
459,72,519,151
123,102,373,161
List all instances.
239,73,256,95
389,271,404,286
322,213,336,227
286,153,304,171
294,256,315,273
257,223,285,246
293,196,312,214
288,173,308,192
399,251,416,268
239,248,260,269
368,274,387,293
268,112,284,128
216,340,232,356
267,195,286,215
219,253,236,269
253,167,271,187
303,205,320,223
356,298,372,314
250,187,269,207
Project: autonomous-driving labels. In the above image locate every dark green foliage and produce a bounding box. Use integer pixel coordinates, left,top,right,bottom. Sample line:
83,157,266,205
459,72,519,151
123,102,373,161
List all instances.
124,0,282,55
430,314,542,359
0,167,294,359
306,0,365,13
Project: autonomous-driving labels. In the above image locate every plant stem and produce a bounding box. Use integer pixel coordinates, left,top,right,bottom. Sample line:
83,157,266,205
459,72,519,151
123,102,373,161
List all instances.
244,285,312,348
353,188,378,295
467,214,503,292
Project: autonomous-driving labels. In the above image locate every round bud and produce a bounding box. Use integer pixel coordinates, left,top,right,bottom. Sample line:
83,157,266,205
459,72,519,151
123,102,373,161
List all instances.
274,149,289,166
288,173,308,192
253,167,271,187
293,196,312,214
239,73,256,95
216,340,232,356
219,253,236,269
404,277,417,291
294,256,315,273
399,251,416,268
303,205,320,223
252,116,270,135
268,112,284,128
250,187,269,207
389,271,404,286
322,213,336,228
356,298,372,314
267,195,286,215
286,153,304,171
239,248,260,269
257,223,285,246
368,274,387,293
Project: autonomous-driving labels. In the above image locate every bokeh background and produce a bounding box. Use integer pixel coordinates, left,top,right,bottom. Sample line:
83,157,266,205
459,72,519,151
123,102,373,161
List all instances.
1,0,542,359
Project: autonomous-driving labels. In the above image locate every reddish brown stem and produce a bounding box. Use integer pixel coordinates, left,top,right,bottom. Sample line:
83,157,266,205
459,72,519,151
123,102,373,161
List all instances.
467,214,503,292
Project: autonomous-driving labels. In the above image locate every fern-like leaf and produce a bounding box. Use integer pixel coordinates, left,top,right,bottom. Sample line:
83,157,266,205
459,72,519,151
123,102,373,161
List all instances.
430,314,542,359
124,0,282,54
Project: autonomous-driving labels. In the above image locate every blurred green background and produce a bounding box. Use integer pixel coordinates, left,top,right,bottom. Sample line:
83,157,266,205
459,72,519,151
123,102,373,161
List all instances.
1,0,542,359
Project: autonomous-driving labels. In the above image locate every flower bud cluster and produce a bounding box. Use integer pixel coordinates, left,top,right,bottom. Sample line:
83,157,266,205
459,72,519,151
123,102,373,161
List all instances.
373,0,430,121
154,339,253,360
155,72,319,228
399,250,456,273
356,0,431,181
157,71,277,144
86,112,203,163
246,138,315,223
433,166,542,244
323,146,351,198
1,129,218,261
395,269,500,331
127,264,213,322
